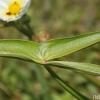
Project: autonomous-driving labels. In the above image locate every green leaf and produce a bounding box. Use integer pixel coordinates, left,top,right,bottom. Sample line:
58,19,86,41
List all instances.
42,32,100,61
0,32,100,64
0,39,42,63
47,61,100,75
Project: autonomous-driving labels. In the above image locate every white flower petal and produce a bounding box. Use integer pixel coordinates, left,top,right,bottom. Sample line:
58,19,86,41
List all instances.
0,0,31,22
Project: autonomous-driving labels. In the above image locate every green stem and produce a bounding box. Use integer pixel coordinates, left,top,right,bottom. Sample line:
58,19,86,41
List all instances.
45,67,90,100
6,15,35,40
14,22,33,40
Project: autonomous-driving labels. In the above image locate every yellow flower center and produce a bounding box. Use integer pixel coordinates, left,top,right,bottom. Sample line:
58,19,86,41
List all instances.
6,1,21,16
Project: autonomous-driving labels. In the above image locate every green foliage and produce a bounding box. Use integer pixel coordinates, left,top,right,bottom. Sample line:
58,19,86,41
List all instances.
47,61,100,75
0,32,100,100
0,0,100,100
42,32,100,61
0,32,99,64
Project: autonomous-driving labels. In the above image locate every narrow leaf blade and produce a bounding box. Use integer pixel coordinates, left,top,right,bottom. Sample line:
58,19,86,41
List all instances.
43,32,100,60
47,61,100,75
0,39,42,63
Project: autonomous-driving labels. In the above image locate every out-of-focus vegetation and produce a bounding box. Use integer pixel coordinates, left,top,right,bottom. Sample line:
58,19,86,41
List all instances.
0,0,100,100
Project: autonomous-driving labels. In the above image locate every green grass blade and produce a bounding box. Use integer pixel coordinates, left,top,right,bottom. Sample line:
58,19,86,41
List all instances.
47,61,100,75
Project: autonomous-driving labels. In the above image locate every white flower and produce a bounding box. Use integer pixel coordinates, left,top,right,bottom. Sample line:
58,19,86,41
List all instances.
0,0,31,22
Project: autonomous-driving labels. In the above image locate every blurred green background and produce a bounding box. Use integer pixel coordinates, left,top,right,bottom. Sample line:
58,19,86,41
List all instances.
0,0,100,100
